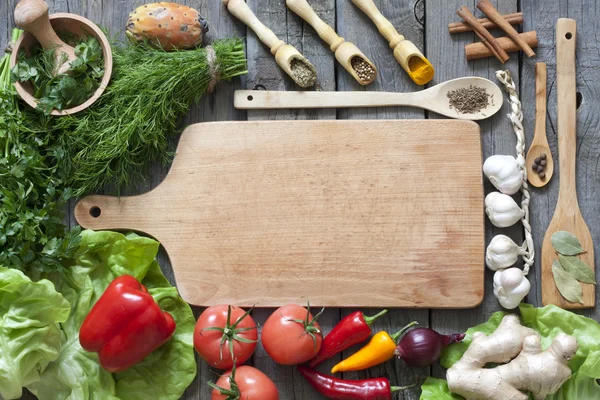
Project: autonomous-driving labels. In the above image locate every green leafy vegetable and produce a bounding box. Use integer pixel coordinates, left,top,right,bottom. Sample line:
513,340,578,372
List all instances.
420,304,600,400
49,39,247,195
557,254,596,284
27,230,196,400
0,267,70,400
552,260,584,304
1,28,79,274
11,35,104,115
551,231,584,256
419,378,462,400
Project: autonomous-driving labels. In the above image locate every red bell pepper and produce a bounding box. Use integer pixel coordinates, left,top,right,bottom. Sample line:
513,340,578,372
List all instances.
79,275,176,372
309,309,387,368
298,367,411,400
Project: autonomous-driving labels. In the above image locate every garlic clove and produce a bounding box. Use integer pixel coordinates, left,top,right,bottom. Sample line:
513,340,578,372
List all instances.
486,234,520,271
485,192,525,228
493,268,530,310
483,155,524,195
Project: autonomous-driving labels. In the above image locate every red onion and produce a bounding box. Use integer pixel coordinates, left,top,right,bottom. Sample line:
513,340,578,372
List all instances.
394,328,465,367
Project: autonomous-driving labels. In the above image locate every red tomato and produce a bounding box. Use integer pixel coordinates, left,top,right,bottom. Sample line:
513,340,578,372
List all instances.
261,304,324,365
211,365,279,400
194,305,257,370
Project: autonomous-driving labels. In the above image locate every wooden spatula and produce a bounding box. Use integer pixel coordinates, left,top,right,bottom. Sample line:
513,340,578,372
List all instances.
541,18,595,308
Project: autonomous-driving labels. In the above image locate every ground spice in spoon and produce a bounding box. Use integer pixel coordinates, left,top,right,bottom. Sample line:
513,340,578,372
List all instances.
351,56,376,83
447,85,492,114
290,58,317,87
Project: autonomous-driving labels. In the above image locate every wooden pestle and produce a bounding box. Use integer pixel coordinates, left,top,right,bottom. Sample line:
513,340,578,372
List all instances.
223,0,316,88
465,31,538,60
351,0,433,85
286,0,376,85
14,0,77,76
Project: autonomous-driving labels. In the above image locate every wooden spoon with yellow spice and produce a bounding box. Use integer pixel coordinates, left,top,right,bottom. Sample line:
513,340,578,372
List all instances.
350,0,434,85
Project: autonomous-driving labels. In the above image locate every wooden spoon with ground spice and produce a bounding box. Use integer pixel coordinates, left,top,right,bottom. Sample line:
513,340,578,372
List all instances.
235,77,503,121
223,0,316,88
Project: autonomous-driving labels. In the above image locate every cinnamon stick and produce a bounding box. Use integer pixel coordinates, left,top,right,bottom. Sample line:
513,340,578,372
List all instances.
449,12,523,34
465,31,538,61
456,6,509,63
477,0,535,57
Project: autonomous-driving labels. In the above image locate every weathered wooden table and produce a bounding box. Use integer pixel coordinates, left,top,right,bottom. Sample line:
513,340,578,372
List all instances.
3,0,599,399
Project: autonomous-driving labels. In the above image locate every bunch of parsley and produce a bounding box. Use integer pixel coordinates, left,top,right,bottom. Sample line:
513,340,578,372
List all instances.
1,29,80,273
11,35,104,115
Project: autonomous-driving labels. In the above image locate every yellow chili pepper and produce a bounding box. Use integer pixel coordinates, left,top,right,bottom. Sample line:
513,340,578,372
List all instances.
331,321,418,373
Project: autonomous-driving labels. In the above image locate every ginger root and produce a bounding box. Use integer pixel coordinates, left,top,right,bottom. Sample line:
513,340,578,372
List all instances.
447,314,578,400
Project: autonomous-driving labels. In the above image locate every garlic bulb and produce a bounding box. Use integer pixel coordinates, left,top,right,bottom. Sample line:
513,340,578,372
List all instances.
486,235,525,271
485,192,525,228
493,268,531,309
483,155,524,195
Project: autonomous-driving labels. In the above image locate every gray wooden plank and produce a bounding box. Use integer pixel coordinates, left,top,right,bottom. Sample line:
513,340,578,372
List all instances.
521,0,600,321
335,1,428,399
426,0,521,383
243,0,338,399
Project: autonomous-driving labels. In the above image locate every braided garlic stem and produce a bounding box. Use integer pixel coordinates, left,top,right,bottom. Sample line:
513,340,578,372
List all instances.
495,70,534,275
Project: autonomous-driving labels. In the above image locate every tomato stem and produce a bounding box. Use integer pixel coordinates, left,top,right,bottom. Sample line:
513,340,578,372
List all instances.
207,362,241,400
201,305,258,363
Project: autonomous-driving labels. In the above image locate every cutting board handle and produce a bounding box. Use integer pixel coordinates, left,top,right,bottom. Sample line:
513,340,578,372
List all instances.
75,195,148,232
556,18,578,207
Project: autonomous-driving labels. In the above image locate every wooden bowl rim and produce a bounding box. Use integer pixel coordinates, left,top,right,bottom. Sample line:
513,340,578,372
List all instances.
9,13,113,116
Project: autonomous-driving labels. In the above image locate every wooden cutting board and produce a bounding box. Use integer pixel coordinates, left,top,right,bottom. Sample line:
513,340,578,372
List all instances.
75,120,484,308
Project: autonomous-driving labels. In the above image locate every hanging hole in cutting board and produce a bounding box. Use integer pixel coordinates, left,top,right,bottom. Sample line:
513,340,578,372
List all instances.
565,32,573,39
576,92,583,109
247,95,254,101
89,206,102,218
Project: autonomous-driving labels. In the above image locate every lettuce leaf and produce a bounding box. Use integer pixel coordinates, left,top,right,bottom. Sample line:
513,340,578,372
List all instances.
420,304,600,400
0,267,70,400
27,230,196,400
420,377,462,400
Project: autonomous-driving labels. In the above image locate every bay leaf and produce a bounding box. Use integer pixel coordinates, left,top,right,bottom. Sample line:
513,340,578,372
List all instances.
552,231,584,256
552,260,584,304
558,254,597,284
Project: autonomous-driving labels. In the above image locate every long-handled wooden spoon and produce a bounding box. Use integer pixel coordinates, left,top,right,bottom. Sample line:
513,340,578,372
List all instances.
526,62,554,187
235,76,503,120
541,18,595,309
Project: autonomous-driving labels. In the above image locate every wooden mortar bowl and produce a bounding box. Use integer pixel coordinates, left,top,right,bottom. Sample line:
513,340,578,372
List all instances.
9,13,112,116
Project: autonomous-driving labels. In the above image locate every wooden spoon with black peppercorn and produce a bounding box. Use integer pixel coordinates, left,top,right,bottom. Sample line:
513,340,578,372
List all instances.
526,62,554,187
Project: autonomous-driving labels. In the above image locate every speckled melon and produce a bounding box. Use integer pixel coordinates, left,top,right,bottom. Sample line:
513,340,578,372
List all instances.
126,2,208,50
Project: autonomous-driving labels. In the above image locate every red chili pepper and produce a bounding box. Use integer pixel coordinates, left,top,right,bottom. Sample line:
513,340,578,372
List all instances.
309,309,388,368
298,366,410,400
79,275,176,372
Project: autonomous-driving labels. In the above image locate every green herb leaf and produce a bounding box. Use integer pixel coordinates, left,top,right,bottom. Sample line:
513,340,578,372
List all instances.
552,231,584,256
552,260,584,304
557,254,596,284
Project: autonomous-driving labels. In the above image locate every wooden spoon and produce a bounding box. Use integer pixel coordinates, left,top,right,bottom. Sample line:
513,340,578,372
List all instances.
286,0,377,85
541,18,595,309
526,62,554,187
14,0,77,76
235,76,503,120
351,0,433,85
223,0,316,88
